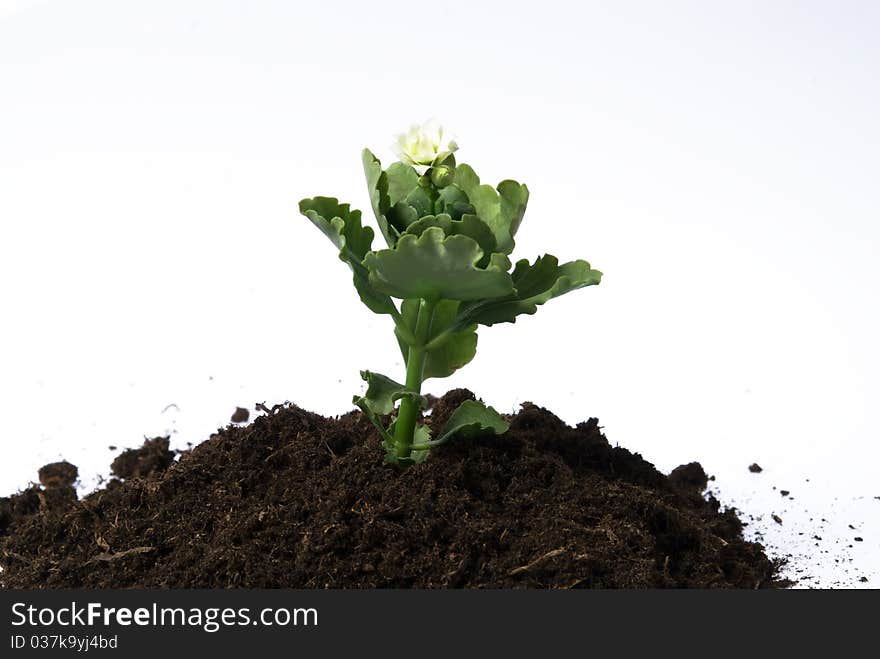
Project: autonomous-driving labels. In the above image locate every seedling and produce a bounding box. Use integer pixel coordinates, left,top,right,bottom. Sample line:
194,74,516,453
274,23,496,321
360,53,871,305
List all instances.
299,121,602,466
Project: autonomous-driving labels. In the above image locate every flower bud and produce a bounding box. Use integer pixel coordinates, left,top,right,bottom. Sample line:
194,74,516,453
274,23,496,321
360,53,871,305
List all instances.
429,164,454,188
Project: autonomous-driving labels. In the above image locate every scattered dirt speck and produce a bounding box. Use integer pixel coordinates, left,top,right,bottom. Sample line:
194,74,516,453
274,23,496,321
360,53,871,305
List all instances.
231,407,250,423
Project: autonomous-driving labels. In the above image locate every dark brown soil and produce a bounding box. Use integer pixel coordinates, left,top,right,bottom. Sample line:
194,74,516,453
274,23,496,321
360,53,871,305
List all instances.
230,407,250,424
110,436,175,480
37,461,78,488
0,390,782,588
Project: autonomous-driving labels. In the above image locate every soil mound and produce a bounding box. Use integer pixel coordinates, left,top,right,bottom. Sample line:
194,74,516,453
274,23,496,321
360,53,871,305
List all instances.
0,391,781,588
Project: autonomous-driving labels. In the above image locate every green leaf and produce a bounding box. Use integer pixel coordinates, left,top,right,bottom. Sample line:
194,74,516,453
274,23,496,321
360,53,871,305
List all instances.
410,423,432,464
299,196,371,257
404,214,497,267
385,202,419,234
353,370,425,416
497,179,530,241
385,161,431,229
298,197,398,315
422,300,478,379
364,227,515,301
410,399,509,450
385,161,421,205
395,299,478,380
353,371,427,450
453,164,529,255
402,187,433,220
435,184,475,220
362,150,428,245
439,399,509,440
393,297,420,359
385,423,432,466
459,254,602,326
362,149,399,247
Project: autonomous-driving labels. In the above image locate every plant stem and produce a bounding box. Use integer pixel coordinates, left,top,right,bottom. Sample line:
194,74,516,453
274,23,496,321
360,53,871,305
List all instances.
422,326,456,352
393,298,436,460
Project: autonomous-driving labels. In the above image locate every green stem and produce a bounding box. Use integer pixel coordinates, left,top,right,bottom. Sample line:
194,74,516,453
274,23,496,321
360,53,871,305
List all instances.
393,298,436,460
409,434,453,451
393,316,418,346
423,326,456,352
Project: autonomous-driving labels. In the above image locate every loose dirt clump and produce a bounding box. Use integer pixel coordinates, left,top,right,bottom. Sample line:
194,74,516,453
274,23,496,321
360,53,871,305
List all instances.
37,461,78,488
231,407,250,424
110,437,175,480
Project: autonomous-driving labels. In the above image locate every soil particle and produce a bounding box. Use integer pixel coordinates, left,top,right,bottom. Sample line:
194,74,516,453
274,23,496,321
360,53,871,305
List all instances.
748,463,763,473
854,537,863,542
780,490,790,497
37,461,78,488
668,462,709,492
772,515,783,525
110,437,175,480
231,407,250,423
0,392,783,589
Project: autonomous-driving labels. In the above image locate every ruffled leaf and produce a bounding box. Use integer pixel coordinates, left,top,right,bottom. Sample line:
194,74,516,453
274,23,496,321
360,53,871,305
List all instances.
353,370,425,416
410,399,509,451
404,213,497,267
364,227,515,301
439,399,509,440
363,150,429,245
435,184,475,220
385,161,421,205
458,255,602,326
298,197,397,315
362,149,399,247
453,164,529,255
299,196,371,257
395,299,478,380
420,300,479,379
497,179,529,242
386,161,431,229
353,370,426,450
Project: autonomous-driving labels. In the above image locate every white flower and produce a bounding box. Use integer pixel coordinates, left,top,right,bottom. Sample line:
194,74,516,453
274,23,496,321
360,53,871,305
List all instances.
392,119,458,174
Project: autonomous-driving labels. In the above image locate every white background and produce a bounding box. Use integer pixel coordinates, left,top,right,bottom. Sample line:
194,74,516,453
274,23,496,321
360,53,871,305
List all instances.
1,0,877,587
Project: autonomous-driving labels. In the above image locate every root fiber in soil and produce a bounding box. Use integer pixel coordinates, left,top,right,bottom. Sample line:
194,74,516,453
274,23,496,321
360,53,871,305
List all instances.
0,390,782,588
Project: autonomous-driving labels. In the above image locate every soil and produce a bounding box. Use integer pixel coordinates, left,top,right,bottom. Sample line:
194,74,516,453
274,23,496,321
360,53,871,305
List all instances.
37,461,78,488
230,407,250,424
110,437,175,480
0,390,783,588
